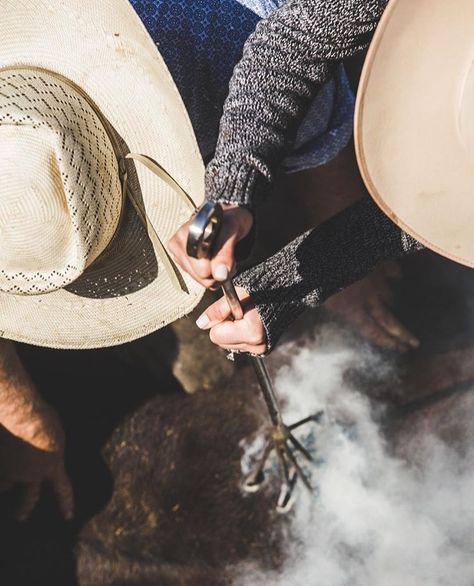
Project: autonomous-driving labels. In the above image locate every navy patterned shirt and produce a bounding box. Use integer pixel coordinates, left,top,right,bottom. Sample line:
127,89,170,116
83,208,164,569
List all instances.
129,0,354,170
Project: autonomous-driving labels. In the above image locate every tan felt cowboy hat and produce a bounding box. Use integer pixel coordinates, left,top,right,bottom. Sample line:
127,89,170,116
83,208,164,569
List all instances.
355,0,474,267
0,0,205,349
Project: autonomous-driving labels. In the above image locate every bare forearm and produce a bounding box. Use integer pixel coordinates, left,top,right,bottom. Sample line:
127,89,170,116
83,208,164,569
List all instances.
0,340,59,452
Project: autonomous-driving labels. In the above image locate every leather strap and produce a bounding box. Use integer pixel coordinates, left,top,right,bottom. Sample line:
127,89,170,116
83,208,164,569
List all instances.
122,154,196,294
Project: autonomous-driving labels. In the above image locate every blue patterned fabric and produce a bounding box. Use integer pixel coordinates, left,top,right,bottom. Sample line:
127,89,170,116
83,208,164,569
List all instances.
130,0,354,171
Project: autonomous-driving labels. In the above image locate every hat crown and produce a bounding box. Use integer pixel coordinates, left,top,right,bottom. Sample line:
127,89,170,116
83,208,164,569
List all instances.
0,68,122,295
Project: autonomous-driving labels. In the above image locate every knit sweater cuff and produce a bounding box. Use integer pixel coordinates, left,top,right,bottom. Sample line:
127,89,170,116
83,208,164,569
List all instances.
234,197,423,352
205,158,271,208
233,236,314,352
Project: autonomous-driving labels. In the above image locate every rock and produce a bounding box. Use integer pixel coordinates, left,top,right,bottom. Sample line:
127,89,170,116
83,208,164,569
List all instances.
77,362,286,586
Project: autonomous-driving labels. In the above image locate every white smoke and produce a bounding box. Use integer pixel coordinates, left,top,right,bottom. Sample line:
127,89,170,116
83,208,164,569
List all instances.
235,328,474,586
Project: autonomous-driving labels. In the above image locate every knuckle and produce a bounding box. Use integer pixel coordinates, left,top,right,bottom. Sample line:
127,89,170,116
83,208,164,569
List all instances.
167,237,177,254
212,303,228,322
246,322,265,346
169,229,185,250
209,328,219,345
172,256,185,271
194,264,211,279
252,344,267,356
200,278,216,289
168,241,184,262
249,333,265,346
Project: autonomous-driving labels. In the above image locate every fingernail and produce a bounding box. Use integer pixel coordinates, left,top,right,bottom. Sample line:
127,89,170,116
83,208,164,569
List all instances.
213,264,228,281
196,314,210,329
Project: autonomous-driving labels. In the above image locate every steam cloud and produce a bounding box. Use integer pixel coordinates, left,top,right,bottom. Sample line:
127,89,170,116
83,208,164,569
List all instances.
235,328,474,586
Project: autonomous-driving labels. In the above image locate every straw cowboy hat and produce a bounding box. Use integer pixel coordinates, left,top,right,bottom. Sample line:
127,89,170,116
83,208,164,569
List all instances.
355,0,474,268
0,0,205,348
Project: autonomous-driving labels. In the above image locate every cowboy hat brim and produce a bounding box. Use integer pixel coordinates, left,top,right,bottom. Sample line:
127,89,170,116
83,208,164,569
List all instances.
0,0,204,348
355,0,474,268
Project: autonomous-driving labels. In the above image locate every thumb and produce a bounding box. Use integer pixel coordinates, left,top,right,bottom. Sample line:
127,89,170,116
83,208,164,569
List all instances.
195,286,251,329
196,295,233,329
211,227,238,282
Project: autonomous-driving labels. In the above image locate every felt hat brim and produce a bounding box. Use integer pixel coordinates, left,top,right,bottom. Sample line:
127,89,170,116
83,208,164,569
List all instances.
355,0,474,267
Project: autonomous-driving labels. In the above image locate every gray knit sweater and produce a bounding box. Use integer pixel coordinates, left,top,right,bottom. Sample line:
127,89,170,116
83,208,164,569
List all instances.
205,0,423,350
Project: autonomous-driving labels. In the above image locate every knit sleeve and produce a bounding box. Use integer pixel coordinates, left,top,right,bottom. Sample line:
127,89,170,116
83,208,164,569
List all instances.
205,0,387,207
233,197,424,351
